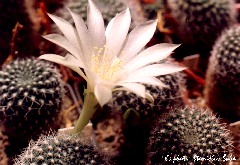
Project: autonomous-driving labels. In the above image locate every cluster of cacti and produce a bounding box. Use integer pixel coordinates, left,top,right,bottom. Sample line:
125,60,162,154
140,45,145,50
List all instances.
0,58,64,159
146,106,233,164
168,0,236,55
0,130,8,165
2,0,239,164
0,0,40,64
205,25,240,121
14,133,107,165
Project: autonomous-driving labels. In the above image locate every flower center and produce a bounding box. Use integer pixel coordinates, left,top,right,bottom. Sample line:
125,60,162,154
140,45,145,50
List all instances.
91,46,123,81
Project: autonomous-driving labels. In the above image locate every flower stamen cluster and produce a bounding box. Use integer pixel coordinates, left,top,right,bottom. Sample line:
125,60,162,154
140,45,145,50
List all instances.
92,46,123,81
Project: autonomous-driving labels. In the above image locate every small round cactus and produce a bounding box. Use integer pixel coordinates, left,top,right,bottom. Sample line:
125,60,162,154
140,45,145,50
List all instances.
205,25,240,121
146,106,233,165
0,58,64,143
14,133,107,165
168,0,236,55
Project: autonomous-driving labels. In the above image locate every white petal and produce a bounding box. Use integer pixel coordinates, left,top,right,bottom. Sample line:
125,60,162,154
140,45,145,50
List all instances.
120,76,168,88
115,84,154,103
119,83,146,98
105,8,131,57
48,13,82,53
87,0,106,48
94,83,112,106
145,93,154,103
68,8,93,67
39,53,83,67
125,44,180,72
43,34,80,60
141,77,168,88
127,64,186,78
39,54,88,81
120,20,157,61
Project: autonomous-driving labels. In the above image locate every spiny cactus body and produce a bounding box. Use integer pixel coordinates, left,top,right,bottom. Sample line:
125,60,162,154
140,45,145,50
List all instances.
168,0,236,55
0,58,64,134
0,58,64,158
205,25,240,121
14,133,107,165
146,106,233,165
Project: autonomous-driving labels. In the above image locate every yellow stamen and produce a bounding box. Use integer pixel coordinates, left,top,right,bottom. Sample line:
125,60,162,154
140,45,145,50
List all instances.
91,46,123,81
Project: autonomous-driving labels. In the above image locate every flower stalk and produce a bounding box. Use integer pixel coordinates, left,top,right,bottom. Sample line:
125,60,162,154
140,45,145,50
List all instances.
73,88,99,134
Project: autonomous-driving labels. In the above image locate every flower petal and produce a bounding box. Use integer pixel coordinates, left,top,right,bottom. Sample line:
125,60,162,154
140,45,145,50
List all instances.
39,54,88,81
119,76,168,88
125,43,180,72
67,8,93,67
87,0,106,48
120,20,157,61
43,34,80,59
127,64,186,78
105,8,131,57
119,83,146,99
94,83,112,106
48,13,82,53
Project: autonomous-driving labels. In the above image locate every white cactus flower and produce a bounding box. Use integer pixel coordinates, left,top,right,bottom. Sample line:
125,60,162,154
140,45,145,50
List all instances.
39,0,185,133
